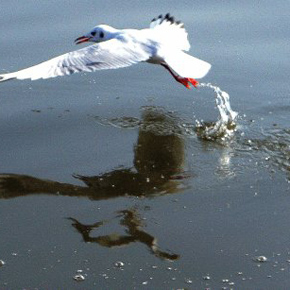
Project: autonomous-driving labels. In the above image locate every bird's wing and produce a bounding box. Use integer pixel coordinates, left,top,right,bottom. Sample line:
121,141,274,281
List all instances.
0,37,153,82
164,50,211,79
149,13,190,52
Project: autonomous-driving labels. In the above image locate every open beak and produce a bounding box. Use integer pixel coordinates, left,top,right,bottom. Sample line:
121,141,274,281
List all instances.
75,36,91,45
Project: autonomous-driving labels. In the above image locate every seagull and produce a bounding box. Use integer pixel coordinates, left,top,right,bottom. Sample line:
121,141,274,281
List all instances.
0,13,211,89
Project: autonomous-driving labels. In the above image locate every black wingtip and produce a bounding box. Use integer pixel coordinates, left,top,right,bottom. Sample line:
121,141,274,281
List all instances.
151,13,185,28
168,16,175,24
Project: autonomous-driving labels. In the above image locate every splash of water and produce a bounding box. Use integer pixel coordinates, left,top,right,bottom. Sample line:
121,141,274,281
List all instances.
195,83,238,141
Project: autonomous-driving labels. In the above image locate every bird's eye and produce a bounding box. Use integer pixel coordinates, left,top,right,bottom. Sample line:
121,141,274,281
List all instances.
91,31,96,36
100,31,104,38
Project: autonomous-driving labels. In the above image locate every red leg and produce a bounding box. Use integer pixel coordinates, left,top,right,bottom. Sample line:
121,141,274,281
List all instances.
161,63,199,89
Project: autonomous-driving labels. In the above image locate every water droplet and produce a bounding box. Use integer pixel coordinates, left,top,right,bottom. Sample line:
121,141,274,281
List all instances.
185,278,193,284
0,260,5,266
114,261,124,268
255,256,268,262
73,274,85,282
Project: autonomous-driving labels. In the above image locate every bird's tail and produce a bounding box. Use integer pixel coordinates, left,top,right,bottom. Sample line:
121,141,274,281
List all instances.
164,51,211,79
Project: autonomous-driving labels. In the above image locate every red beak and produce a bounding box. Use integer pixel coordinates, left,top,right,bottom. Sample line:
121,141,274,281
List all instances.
75,36,91,45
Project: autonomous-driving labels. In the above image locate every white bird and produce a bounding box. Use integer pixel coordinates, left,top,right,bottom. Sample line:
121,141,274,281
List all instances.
0,13,211,89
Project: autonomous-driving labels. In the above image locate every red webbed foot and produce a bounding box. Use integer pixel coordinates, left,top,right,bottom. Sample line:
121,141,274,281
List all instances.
176,76,199,89
188,78,199,88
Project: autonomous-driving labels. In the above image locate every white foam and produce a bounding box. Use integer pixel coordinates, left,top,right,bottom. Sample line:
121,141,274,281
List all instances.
196,83,238,141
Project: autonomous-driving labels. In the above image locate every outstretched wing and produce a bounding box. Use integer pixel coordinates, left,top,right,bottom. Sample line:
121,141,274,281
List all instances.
149,13,190,52
0,37,152,82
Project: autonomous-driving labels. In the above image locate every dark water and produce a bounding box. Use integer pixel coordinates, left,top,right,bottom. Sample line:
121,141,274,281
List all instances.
0,1,289,289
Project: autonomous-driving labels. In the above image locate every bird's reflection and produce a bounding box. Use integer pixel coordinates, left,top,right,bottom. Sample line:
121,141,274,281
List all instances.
0,106,187,260
69,208,179,260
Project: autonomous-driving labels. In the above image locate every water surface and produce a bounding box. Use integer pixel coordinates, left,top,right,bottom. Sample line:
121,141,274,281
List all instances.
0,1,289,289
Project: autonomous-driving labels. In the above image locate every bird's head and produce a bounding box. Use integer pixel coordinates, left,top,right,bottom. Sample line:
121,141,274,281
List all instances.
75,25,118,44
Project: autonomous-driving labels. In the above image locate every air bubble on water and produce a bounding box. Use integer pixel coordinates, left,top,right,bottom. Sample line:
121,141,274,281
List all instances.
114,261,125,268
73,274,85,282
255,256,268,262
101,273,109,278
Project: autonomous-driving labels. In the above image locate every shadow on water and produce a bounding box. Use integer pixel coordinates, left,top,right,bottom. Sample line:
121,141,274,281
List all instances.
0,106,189,260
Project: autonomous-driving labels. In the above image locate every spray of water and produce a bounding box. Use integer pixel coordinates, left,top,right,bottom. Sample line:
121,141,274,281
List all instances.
195,83,238,141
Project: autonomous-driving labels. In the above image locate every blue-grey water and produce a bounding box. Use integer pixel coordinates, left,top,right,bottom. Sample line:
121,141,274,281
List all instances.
0,1,289,289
